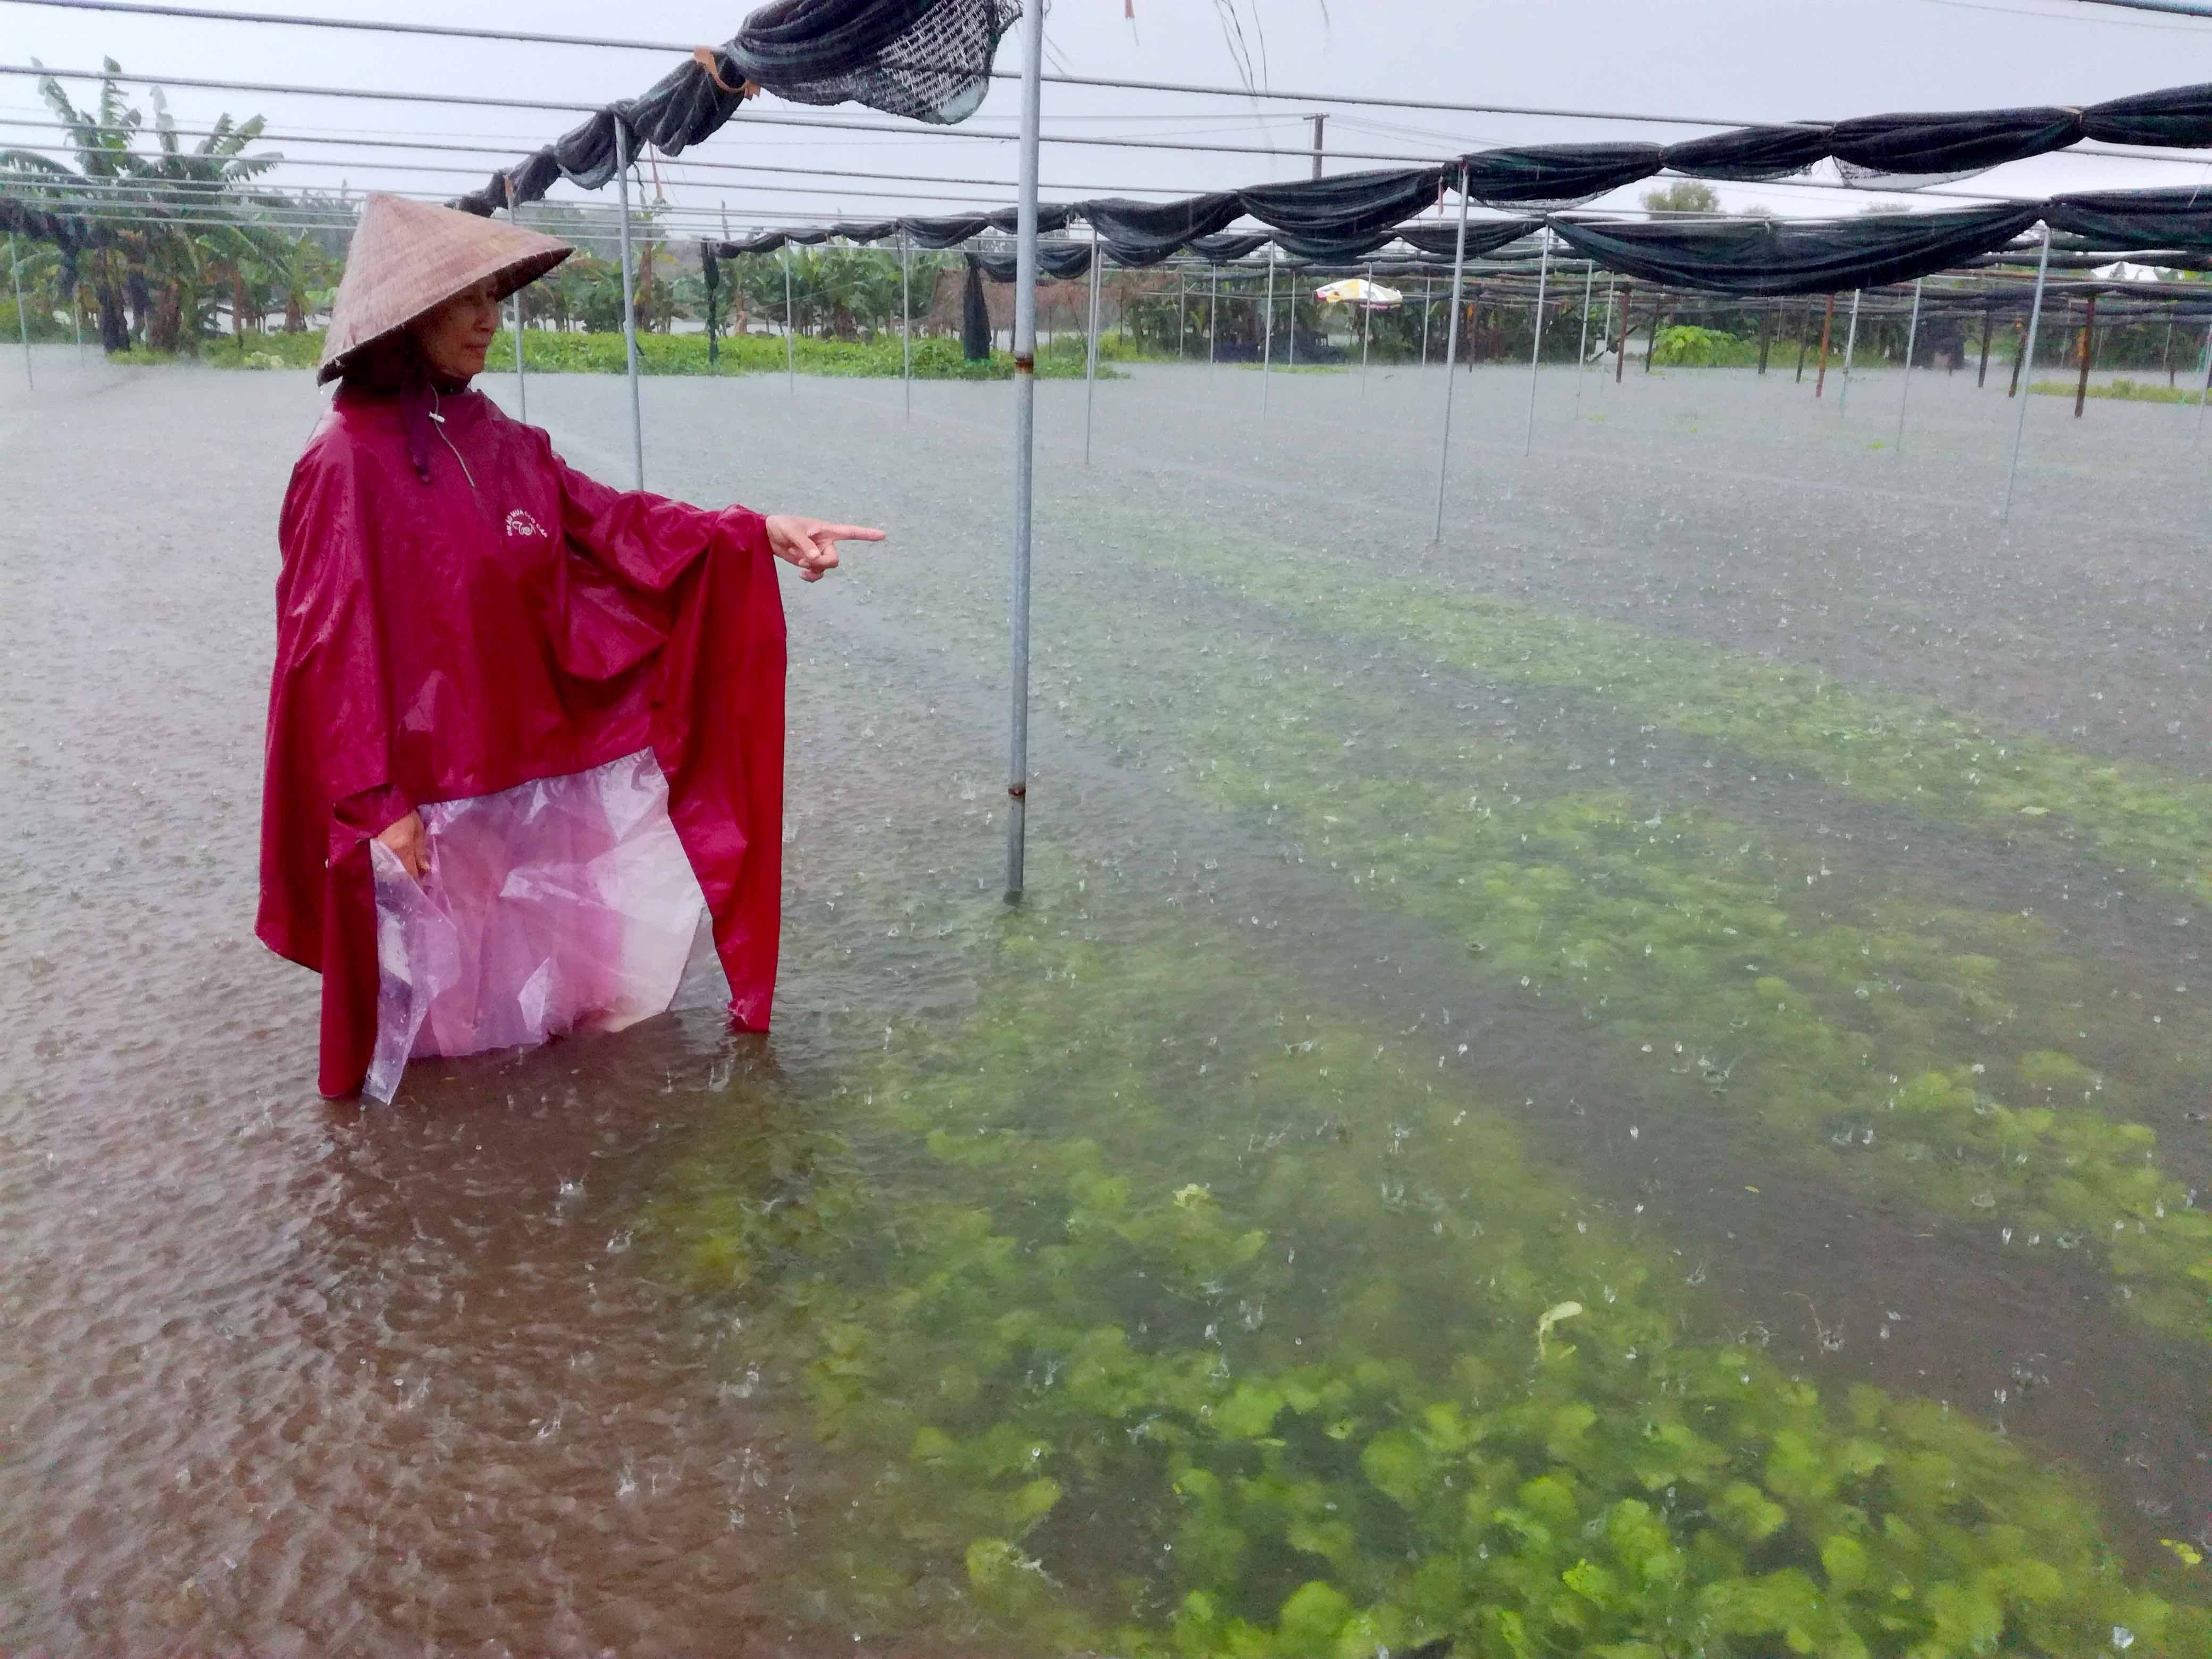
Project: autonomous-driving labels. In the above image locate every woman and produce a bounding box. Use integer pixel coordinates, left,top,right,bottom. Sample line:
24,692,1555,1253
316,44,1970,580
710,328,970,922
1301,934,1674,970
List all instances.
258,195,883,1098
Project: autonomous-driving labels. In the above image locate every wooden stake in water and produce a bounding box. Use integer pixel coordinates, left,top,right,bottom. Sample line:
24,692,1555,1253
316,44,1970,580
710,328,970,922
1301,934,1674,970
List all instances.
613,124,643,489
1431,163,1472,543
2073,291,2097,418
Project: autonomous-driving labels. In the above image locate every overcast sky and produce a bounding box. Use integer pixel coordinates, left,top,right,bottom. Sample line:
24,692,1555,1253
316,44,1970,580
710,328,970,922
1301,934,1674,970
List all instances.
7,0,2212,237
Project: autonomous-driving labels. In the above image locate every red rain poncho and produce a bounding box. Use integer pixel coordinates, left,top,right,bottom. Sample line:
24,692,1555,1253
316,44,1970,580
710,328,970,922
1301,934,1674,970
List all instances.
257,384,785,1096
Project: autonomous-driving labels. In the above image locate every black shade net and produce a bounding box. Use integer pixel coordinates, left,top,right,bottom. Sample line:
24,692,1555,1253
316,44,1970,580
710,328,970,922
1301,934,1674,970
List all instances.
448,0,1018,215
1543,204,2042,296
959,253,991,356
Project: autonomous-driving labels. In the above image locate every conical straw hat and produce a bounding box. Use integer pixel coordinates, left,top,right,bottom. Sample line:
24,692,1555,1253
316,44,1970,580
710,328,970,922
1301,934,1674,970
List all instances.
317,194,573,383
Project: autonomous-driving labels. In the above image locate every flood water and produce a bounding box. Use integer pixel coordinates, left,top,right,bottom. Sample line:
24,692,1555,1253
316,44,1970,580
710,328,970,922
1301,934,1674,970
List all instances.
5,345,2211,1654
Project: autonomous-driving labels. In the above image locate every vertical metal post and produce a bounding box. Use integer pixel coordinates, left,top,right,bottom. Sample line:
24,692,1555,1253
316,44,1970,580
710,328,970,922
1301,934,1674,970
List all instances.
613,124,643,489
1420,276,1432,367
1208,263,1218,370
1838,290,1861,413
1004,0,1044,900
901,229,912,421
73,287,83,362
505,177,527,423
1360,263,1373,390
1176,266,1186,361
1977,306,1995,388
1083,234,1102,466
1895,278,1922,455
8,235,30,391
782,244,794,391
1431,163,1472,543
1309,112,1325,180
1571,261,1595,419
1615,282,1633,383
2001,224,2053,521
1523,229,1551,455
2196,321,2212,443
1261,241,1276,420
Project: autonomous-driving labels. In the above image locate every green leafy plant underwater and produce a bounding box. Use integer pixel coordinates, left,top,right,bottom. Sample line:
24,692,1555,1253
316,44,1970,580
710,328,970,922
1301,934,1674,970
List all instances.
651,879,2207,1656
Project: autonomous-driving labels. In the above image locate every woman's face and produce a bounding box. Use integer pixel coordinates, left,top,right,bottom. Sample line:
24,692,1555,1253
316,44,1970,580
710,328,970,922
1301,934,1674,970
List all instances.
409,278,501,382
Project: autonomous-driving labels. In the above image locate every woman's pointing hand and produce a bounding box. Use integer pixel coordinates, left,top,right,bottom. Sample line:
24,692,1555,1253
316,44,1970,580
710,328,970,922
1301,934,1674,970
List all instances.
764,514,887,582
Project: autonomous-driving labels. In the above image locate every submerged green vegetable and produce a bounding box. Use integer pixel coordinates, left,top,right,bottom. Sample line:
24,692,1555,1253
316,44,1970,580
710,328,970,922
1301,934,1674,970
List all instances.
649,876,2209,1656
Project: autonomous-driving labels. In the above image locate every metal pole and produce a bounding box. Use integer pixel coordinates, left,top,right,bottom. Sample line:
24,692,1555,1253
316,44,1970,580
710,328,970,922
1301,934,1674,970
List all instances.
1360,263,1372,390
2000,224,2053,521
73,286,83,363
1004,0,1044,900
1572,261,1595,420
1837,290,1861,413
1615,282,1633,383
1895,278,1921,455
1309,112,1325,180
1176,266,1186,361
1208,263,1218,370
901,229,912,421
1420,276,1432,367
613,124,642,489
1431,163,1472,543
1261,240,1276,420
2196,323,2212,443
1523,229,1551,455
1083,233,1102,466
9,234,32,391
1976,306,1994,388
782,244,794,391
505,177,527,423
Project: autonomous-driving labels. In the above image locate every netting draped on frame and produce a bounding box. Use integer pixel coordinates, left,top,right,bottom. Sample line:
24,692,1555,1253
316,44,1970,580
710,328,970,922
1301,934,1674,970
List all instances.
448,0,1019,215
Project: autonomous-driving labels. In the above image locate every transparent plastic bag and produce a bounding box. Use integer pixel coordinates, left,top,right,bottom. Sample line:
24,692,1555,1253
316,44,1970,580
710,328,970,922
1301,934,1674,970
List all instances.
364,749,727,1102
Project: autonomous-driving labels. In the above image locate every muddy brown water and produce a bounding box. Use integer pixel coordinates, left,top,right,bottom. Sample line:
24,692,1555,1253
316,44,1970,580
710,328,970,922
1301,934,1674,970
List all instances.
4,348,2210,1652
